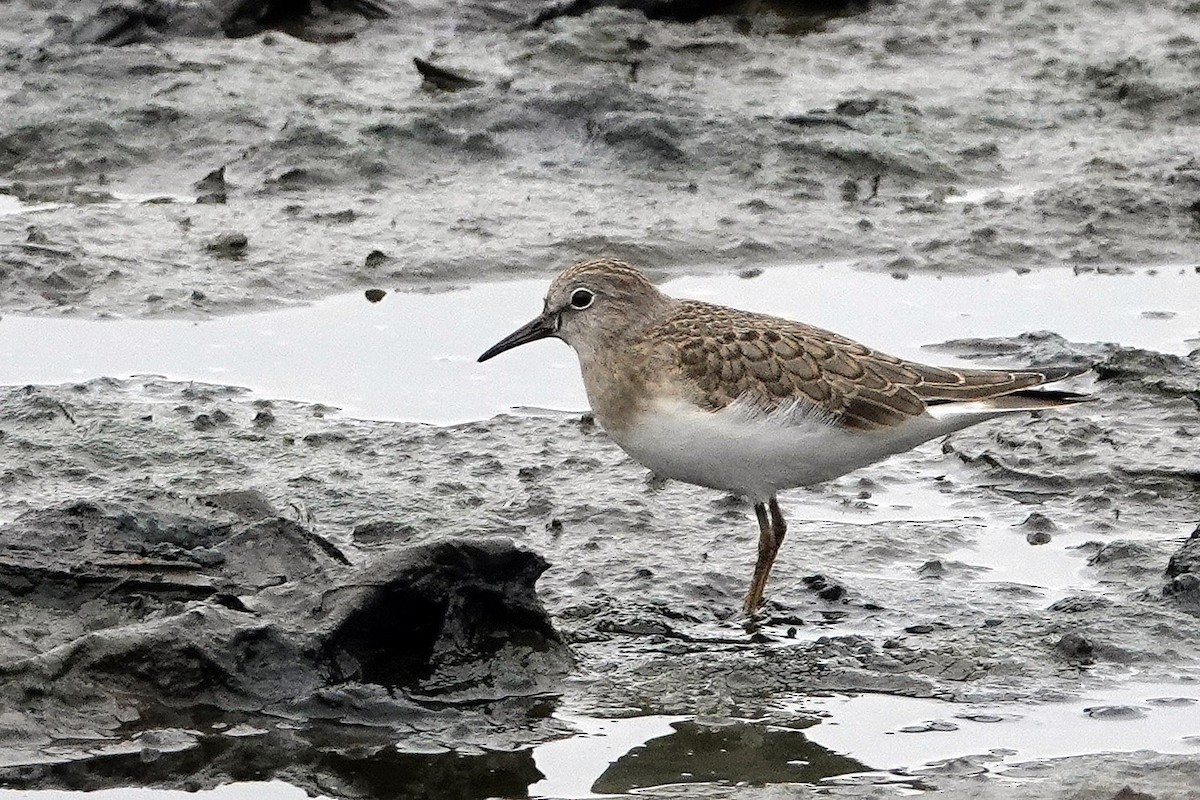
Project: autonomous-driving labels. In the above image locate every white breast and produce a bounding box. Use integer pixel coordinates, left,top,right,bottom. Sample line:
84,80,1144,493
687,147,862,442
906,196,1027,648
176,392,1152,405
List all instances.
606,396,964,502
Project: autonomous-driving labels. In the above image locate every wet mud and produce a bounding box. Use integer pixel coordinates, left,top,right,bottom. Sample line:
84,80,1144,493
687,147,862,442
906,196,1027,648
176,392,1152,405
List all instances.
2,1,1199,317
1,336,1199,795
2,0,1200,797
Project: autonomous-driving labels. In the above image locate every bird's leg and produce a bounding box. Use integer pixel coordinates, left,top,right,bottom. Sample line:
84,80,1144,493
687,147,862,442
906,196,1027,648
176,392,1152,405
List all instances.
769,496,787,548
743,501,777,615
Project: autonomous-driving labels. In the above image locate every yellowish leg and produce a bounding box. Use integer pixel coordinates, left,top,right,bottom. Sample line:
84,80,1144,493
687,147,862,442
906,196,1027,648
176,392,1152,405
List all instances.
742,497,789,615
769,496,788,551
743,501,775,615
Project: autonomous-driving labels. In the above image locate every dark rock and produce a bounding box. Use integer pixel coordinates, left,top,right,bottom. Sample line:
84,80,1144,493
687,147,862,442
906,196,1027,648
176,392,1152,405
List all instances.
363,249,391,269
0,500,233,569
590,719,866,794
313,209,356,224
593,112,685,163
925,331,1097,369
802,573,846,602
1054,632,1095,662
205,232,248,258
364,288,386,303
1018,511,1057,532
221,517,351,583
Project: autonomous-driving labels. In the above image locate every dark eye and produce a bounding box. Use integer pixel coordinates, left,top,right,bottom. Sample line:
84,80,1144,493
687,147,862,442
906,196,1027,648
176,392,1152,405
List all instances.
569,288,594,310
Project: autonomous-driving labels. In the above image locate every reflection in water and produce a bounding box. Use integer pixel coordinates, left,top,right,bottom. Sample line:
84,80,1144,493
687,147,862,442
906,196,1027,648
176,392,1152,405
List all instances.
0,728,541,800
0,714,874,799
591,719,867,793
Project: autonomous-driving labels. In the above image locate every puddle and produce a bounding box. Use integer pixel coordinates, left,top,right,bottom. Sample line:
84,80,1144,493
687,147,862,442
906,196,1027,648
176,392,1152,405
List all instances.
944,184,1030,205
529,715,686,798
798,682,1200,772
0,193,59,217
0,194,24,216
2,265,1197,425
0,192,184,217
940,528,1092,603
532,713,872,798
526,683,1200,797
1,690,1197,799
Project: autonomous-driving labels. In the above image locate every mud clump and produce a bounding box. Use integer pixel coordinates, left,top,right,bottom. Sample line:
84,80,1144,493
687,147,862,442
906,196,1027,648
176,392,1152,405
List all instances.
1096,348,1200,397
1054,632,1096,663
205,231,248,258
1164,526,1200,606
193,165,228,205
0,495,569,785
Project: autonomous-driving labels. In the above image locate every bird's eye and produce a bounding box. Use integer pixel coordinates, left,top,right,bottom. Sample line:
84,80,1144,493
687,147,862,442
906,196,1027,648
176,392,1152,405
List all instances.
569,288,594,310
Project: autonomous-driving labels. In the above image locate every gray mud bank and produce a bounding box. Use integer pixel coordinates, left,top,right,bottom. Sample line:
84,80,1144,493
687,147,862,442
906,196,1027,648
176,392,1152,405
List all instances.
2,0,1200,797
2,0,1199,317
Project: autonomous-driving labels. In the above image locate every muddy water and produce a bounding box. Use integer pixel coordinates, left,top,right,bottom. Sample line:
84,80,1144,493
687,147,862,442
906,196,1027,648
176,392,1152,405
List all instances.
2,264,1195,422
4,0,1200,797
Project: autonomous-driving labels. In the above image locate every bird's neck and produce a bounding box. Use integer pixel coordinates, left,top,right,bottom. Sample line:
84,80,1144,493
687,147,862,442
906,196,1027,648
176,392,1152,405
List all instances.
572,297,678,435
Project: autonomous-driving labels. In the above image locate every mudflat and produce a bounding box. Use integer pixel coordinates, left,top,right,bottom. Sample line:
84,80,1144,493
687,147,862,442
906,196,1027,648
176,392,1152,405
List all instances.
1,1,1199,797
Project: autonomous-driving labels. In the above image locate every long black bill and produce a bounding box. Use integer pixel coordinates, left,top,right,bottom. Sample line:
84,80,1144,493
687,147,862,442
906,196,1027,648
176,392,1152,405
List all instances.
477,312,558,362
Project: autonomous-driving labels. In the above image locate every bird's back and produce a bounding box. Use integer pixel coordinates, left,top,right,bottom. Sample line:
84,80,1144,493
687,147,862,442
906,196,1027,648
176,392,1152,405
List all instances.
594,299,1090,499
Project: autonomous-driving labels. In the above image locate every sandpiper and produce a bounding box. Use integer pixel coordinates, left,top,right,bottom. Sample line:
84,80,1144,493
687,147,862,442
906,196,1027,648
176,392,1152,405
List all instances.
478,258,1091,615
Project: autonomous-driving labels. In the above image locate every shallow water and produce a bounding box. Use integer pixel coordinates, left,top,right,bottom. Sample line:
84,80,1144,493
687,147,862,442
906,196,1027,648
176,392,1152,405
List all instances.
800,683,1200,770
536,682,1200,795
2,264,1196,423
8,682,1195,799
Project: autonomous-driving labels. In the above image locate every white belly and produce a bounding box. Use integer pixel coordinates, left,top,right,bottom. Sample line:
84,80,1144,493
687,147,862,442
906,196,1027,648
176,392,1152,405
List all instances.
606,397,954,502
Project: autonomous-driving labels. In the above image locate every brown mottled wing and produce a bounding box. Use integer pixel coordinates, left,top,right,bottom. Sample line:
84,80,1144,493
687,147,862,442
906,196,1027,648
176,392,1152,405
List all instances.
657,301,1086,432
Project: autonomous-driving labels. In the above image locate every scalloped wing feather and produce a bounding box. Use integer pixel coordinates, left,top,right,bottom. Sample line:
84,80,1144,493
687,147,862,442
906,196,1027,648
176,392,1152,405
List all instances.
654,301,1091,432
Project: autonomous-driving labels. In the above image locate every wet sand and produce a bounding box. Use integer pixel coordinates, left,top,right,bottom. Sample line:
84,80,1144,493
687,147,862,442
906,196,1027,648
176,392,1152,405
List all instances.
2,0,1200,797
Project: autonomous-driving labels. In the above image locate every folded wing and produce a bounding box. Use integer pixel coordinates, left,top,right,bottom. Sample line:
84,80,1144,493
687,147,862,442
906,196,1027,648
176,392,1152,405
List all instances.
659,301,1092,432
